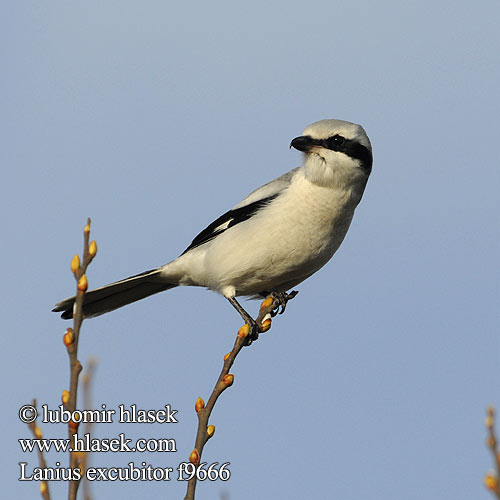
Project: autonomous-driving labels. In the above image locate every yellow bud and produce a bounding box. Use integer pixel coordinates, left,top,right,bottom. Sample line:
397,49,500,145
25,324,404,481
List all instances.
260,318,272,332
486,416,494,429
89,240,97,257
71,254,80,274
224,352,231,361
63,328,74,346
207,425,215,438
222,374,234,388
260,297,274,310
238,324,250,338
195,397,205,413
69,419,79,431
84,223,90,234
78,274,88,292
34,426,42,439
487,436,495,448
484,472,499,491
62,390,70,404
189,448,200,465
40,481,48,495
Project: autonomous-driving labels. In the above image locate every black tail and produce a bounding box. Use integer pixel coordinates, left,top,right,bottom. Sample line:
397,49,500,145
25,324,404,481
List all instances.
52,268,177,319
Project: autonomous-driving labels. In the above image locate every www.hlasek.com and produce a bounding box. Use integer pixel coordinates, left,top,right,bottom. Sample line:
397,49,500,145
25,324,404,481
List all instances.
18,403,230,482
19,432,177,454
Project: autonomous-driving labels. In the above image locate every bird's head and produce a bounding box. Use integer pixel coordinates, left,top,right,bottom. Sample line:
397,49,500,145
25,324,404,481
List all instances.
290,119,372,191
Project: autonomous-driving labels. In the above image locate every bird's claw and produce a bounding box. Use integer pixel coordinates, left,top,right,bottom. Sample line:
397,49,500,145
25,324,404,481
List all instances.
270,290,299,316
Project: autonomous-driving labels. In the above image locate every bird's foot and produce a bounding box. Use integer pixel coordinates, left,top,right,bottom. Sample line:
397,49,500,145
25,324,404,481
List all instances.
238,319,261,346
228,292,298,347
269,290,299,317
246,320,260,345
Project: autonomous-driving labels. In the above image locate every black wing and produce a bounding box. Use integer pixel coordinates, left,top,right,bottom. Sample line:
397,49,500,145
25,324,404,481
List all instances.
181,193,279,255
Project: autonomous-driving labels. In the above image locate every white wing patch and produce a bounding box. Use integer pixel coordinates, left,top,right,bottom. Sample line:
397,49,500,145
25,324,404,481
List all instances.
213,219,233,233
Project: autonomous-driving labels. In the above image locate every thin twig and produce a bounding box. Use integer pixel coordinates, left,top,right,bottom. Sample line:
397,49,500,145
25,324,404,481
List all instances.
65,218,97,500
485,406,500,498
81,358,98,500
184,295,287,500
27,399,51,500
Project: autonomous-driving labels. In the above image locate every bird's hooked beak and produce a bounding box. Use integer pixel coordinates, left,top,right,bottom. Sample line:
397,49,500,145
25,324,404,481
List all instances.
290,135,317,152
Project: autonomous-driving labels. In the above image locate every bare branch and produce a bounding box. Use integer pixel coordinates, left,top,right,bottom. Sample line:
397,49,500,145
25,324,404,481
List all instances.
64,219,97,500
184,295,288,500
27,399,51,500
485,406,500,498
81,358,98,500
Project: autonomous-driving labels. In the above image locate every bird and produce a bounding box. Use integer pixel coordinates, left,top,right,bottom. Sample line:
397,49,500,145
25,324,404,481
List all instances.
53,119,372,339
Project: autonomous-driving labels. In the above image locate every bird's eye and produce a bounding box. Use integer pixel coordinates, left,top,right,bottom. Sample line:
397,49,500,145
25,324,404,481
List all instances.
328,135,345,147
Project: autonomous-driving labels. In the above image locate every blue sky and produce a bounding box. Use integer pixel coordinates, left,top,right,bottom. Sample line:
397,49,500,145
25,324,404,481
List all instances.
3,1,500,499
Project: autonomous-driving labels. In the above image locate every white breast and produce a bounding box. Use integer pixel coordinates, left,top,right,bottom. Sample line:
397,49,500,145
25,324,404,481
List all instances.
199,170,360,296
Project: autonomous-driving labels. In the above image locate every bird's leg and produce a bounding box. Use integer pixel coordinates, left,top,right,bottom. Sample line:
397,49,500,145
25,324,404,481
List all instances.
227,296,260,344
270,290,299,316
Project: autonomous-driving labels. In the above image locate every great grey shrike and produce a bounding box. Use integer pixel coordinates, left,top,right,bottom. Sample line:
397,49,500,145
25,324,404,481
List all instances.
53,119,372,336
